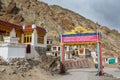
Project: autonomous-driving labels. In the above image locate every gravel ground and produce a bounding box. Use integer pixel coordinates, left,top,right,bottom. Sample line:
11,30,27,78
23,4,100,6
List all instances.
88,72,120,80
0,66,120,80
57,68,120,80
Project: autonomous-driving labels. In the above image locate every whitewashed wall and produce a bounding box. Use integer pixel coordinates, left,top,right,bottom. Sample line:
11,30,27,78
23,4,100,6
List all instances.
0,44,26,61
0,47,8,61
8,47,26,58
0,47,26,61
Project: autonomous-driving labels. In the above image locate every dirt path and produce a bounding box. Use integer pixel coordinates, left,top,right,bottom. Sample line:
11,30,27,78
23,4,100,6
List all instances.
104,68,120,79
0,66,120,80
56,68,120,80
57,69,89,80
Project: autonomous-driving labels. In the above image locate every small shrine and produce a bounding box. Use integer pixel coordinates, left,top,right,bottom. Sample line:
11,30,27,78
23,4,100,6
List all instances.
0,28,26,61
0,20,47,61
0,20,46,46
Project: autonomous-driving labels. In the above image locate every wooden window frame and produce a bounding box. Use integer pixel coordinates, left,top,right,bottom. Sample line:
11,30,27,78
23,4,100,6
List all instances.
24,34,32,43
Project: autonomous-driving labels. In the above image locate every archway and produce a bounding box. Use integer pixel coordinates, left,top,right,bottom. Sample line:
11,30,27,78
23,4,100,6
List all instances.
60,32,103,76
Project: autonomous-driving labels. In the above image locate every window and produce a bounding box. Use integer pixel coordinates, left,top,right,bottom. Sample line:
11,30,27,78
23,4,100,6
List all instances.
58,47,60,51
80,48,84,54
55,53,57,56
47,40,52,44
24,37,26,43
27,37,29,42
38,37,44,44
29,36,31,42
65,47,67,51
53,47,56,50
24,34,31,43
50,41,52,44
47,41,49,44
47,47,51,51
0,33,3,41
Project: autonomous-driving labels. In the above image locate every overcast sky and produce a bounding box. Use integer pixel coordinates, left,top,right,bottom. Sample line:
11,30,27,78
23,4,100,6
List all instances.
40,0,120,32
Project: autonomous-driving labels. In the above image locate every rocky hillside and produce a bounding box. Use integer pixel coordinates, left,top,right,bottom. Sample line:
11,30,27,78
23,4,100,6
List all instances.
0,0,120,57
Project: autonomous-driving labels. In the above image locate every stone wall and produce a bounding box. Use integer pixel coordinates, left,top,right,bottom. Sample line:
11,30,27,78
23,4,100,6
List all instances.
35,46,46,56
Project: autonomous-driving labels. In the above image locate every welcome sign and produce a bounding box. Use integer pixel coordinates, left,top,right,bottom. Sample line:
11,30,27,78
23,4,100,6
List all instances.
62,32,101,43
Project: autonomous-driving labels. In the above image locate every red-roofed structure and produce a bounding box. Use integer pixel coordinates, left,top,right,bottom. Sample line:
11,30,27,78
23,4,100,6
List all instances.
23,25,46,33
0,20,46,33
0,20,47,61
0,20,22,31
0,20,46,44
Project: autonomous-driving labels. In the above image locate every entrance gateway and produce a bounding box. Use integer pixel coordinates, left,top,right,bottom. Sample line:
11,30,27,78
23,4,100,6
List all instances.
60,29,103,76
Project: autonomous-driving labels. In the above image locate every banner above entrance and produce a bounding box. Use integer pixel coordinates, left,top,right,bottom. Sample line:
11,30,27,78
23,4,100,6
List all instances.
62,32,101,43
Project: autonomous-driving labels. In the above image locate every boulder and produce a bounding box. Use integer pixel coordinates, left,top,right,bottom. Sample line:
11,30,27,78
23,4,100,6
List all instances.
0,68,6,72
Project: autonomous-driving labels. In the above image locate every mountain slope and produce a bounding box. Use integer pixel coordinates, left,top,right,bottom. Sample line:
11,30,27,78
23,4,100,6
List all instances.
0,0,120,56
